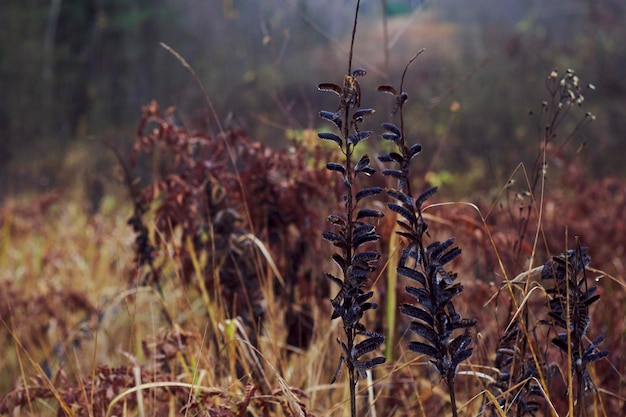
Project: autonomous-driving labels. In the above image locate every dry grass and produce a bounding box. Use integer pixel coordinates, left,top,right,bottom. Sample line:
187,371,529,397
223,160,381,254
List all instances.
1,8,625,415
1,147,625,416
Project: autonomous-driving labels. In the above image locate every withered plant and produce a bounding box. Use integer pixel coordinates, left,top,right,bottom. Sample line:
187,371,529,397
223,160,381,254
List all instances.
541,244,608,417
127,100,334,337
377,54,476,417
317,1,385,415
497,68,597,274
480,68,605,417
2,3,624,417
485,320,545,417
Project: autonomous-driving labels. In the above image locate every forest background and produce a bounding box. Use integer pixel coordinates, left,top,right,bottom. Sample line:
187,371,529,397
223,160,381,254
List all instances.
1,0,625,198
1,1,626,415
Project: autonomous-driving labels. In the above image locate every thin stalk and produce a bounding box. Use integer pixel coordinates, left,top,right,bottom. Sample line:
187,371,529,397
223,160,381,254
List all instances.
346,6,359,415
348,330,357,417
348,0,361,75
449,378,458,417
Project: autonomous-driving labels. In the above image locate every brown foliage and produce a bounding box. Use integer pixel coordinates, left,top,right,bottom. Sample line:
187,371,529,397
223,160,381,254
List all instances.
0,280,98,367
129,100,337,336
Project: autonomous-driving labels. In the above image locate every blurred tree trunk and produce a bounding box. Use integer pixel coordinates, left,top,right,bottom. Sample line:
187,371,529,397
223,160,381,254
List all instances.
53,0,97,137
42,0,62,136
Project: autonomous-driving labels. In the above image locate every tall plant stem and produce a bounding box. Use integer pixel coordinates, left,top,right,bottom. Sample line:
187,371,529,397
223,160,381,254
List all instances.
348,329,357,417
348,0,361,75
449,378,458,417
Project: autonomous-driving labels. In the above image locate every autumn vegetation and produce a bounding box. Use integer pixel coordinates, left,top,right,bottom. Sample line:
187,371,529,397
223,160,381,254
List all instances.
1,1,626,416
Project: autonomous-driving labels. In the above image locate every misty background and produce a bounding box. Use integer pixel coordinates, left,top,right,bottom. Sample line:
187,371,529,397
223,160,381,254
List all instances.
1,0,624,197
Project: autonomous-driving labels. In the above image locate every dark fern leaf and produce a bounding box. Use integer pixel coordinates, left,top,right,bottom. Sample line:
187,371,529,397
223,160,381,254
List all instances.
449,336,473,378
353,232,380,249
427,237,456,262
382,122,402,136
352,251,381,263
377,154,395,163
541,259,566,282
356,208,384,220
439,246,462,266
329,355,344,385
449,331,472,356
572,308,592,338
380,57,476,416
386,152,404,163
354,223,375,236
551,333,569,353
432,265,457,286
400,304,433,326
319,110,338,121
409,143,422,159
337,338,351,361
354,154,375,175
406,286,433,311
343,176,353,191
325,272,344,289
542,247,591,281
380,169,404,180
585,336,606,352
359,301,379,313
357,330,384,339
332,253,346,270
354,291,374,304
322,231,347,248
583,291,600,307
451,346,473,370
408,341,439,358
582,336,608,365
497,356,514,371
354,153,370,170
405,285,431,302
395,220,414,232
342,306,365,329
354,257,376,271
318,83,343,96
349,264,372,280
318,131,343,147
409,321,440,346
349,131,372,146
352,335,385,359
330,299,345,321
388,203,416,225
387,189,414,206
377,85,398,96
319,110,342,130
381,132,401,144
451,317,478,330
354,322,367,333
416,186,438,209
352,108,375,122
359,166,376,176
355,356,386,379
396,230,420,242
583,350,608,365
326,162,346,175
397,266,427,286
327,214,347,227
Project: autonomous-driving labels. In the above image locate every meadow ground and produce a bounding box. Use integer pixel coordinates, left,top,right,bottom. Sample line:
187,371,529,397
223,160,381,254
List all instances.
0,123,625,416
